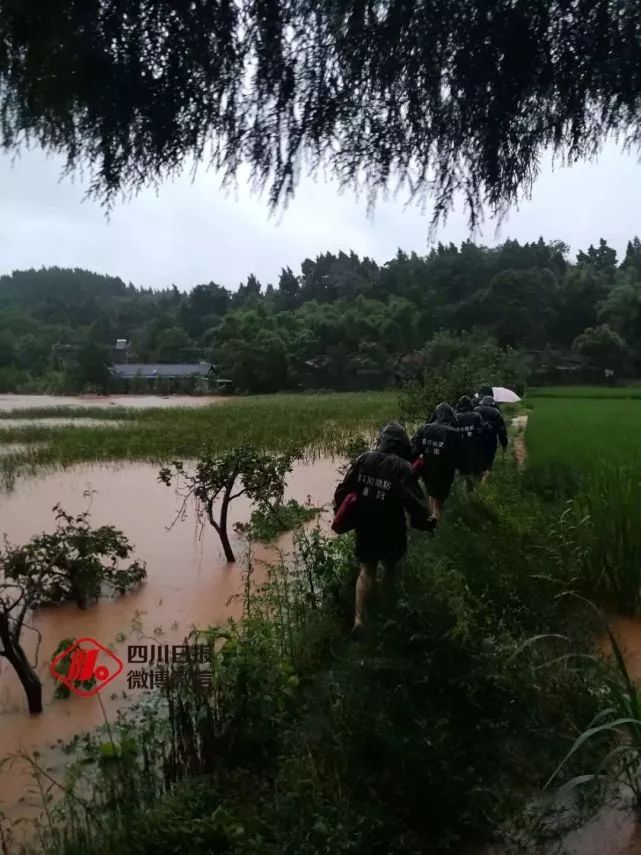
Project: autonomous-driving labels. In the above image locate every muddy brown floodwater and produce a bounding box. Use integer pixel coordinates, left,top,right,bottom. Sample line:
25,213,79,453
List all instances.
0,456,340,828
0,394,228,411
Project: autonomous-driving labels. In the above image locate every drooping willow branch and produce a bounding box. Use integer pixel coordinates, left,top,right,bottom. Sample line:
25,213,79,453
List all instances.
2,1,641,225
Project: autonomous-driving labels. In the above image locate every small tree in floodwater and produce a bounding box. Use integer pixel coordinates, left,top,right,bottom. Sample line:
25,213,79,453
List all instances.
159,446,300,563
0,505,147,715
2,505,147,609
0,579,44,714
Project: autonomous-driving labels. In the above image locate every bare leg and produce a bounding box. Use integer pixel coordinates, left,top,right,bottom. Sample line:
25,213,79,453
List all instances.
431,498,444,521
353,561,378,637
381,559,400,602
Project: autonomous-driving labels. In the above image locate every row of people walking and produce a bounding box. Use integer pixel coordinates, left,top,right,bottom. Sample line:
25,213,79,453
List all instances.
333,385,509,639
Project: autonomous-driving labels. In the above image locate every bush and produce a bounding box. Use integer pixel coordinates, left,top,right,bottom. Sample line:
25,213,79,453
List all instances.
0,365,29,392
398,334,529,421
2,504,147,609
235,499,320,542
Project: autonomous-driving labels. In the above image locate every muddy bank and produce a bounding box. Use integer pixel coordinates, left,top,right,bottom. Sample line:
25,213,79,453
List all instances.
0,456,341,823
512,414,528,468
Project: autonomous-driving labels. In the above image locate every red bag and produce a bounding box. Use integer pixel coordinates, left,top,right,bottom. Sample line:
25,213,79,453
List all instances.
412,457,424,474
331,491,359,534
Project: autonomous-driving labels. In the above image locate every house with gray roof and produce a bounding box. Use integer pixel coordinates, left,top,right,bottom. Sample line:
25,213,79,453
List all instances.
109,363,215,380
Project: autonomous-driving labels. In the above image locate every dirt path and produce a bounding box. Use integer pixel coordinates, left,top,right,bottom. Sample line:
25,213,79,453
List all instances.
511,414,528,468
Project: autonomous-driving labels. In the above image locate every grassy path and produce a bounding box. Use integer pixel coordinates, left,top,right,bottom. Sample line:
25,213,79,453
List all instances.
512,414,528,468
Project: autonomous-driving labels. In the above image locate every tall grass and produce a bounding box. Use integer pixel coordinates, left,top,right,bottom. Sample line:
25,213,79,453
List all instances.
553,467,641,616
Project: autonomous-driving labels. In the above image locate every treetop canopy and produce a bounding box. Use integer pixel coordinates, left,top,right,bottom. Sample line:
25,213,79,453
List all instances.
1,1,640,223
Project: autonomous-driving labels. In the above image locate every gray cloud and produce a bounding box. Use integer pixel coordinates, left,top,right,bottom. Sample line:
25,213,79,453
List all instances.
0,144,639,291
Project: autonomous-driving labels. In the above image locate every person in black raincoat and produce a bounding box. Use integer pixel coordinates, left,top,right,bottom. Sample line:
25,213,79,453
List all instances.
334,422,435,638
411,402,463,521
455,395,485,490
474,395,508,479
472,383,494,408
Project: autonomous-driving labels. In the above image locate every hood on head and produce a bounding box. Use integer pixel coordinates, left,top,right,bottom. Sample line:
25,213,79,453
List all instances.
480,396,497,408
456,395,473,413
429,402,458,425
376,422,412,460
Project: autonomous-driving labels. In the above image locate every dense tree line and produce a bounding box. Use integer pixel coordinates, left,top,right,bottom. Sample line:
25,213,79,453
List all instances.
1,236,640,394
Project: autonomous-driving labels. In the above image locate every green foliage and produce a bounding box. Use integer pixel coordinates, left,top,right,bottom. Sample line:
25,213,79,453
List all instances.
235,499,320,543
66,342,112,393
482,267,557,349
0,365,29,393
1,505,147,609
50,637,97,699
398,332,528,420
573,323,630,374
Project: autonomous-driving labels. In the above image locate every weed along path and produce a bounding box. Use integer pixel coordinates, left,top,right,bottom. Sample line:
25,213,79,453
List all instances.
0,456,340,825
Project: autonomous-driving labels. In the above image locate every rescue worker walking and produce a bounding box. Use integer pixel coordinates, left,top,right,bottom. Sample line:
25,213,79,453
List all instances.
411,402,463,521
472,383,494,408
333,422,435,639
474,395,508,480
455,395,485,491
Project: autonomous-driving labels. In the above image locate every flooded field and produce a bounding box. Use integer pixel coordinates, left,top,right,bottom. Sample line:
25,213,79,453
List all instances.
0,456,339,826
0,418,128,429
0,394,228,411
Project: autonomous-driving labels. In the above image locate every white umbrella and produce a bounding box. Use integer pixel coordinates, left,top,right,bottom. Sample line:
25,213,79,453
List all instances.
492,386,521,403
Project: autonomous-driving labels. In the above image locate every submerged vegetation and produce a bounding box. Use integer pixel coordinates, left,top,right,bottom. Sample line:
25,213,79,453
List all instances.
0,506,145,714
0,392,393,487
236,499,320,543
159,446,302,563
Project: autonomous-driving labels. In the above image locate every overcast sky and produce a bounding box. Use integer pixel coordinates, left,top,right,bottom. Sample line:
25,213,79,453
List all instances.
0,142,639,292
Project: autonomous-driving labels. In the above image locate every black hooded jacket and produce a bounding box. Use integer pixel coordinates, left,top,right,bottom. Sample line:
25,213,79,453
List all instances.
474,397,508,451
455,396,485,470
334,423,431,561
456,396,484,435
411,403,463,473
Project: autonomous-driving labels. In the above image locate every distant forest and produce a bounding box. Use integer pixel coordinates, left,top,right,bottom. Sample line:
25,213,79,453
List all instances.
1,237,640,394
